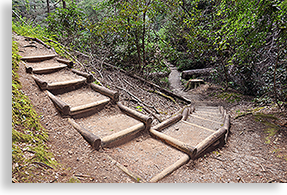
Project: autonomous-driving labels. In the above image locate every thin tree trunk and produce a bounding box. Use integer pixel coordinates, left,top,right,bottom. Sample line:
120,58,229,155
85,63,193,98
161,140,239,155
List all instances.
141,10,146,74
135,29,142,70
47,0,50,15
62,0,66,9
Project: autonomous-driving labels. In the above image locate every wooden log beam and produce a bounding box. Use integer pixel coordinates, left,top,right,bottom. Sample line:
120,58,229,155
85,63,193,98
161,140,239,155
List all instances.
56,58,74,68
91,83,119,103
46,90,70,115
150,129,197,158
194,113,230,159
71,69,94,83
117,102,152,130
69,99,110,116
47,78,86,90
152,114,182,132
181,68,215,80
21,54,57,62
31,75,48,90
101,123,145,148
68,118,101,150
149,154,190,183
32,64,67,74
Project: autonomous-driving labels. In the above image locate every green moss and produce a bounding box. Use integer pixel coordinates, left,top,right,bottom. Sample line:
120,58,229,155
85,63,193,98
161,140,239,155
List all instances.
253,113,279,144
215,92,242,103
12,39,58,182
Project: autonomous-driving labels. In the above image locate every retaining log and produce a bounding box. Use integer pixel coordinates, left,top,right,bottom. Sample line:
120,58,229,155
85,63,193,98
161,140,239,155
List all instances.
117,102,152,130
71,69,94,83
149,154,190,183
69,99,110,116
182,68,215,80
68,118,101,150
46,90,70,115
194,114,230,158
150,129,197,158
56,58,74,68
31,75,48,90
47,78,86,90
101,123,145,148
152,114,183,132
91,83,119,103
32,64,67,74
21,54,57,62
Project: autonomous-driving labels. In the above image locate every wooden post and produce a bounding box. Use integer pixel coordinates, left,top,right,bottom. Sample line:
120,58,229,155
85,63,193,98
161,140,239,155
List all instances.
68,118,101,150
46,90,70,115
91,83,119,103
182,107,190,121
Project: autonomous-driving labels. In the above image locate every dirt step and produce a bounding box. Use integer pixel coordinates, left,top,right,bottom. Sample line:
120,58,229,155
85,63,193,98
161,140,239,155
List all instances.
50,85,111,116
156,120,214,147
191,112,223,123
194,106,220,113
21,54,57,62
106,136,189,182
23,58,70,74
32,69,87,90
186,115,223,131
70,103,151,148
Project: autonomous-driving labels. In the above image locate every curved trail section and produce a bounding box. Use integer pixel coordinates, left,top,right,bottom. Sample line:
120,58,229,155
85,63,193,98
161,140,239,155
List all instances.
15,34,231,183
167,61,202,103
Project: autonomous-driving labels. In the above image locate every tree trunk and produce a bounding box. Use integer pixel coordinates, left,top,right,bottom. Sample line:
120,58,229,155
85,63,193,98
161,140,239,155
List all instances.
46,0,50,15
141,10,146,74
62,0,66,9
134,29,142,70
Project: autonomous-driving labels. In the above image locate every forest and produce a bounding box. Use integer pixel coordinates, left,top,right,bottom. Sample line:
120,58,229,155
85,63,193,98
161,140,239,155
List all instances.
12,0,287,107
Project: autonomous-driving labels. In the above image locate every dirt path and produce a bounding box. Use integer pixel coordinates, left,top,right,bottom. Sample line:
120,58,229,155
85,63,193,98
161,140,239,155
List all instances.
14,34,287,183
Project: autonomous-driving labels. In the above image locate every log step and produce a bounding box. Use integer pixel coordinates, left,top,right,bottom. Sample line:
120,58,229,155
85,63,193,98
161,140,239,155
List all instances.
105,136,189,183
21,54,57,62
70,99,111,116
70,104,152,148
31,73,87,90
31,64,68,74
46,87,111,116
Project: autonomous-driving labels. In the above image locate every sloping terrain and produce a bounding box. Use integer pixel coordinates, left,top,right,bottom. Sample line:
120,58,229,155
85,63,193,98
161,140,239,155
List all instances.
13,34,287,183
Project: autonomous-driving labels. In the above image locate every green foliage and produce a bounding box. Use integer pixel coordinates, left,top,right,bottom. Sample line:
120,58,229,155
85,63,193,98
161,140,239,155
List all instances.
12,39,58,182
253,113,279,144
12,0,287,106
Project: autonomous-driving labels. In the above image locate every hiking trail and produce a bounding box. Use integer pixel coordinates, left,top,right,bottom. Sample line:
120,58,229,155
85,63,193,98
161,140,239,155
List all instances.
15,34,233,183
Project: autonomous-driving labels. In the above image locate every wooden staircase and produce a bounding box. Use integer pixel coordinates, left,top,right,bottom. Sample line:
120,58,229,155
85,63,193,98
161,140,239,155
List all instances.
20,44,230,183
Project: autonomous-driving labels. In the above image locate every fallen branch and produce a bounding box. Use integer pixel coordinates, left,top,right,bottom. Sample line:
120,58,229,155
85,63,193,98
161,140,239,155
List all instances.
149,90,180,109
116,86,160,114
234,112,252,119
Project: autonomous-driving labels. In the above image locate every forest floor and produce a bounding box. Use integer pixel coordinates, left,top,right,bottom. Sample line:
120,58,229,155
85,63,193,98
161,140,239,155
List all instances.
13,33,287,183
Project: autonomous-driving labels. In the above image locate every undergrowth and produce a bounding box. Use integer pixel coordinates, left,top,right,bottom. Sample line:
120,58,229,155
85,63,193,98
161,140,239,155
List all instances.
12,39,58,182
